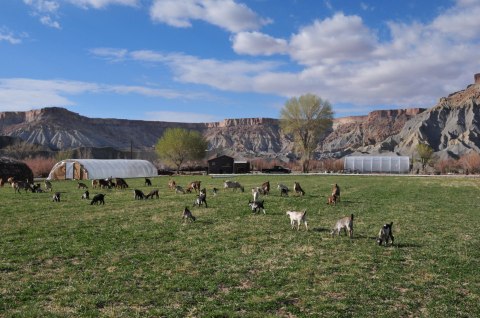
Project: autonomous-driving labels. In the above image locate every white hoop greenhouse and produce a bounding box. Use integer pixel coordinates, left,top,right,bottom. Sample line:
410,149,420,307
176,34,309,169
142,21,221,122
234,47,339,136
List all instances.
344,156,410,174
47,159,158,180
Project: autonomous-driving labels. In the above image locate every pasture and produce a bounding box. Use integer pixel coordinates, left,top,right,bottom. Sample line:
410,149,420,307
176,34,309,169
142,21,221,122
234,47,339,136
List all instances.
1,175,479,317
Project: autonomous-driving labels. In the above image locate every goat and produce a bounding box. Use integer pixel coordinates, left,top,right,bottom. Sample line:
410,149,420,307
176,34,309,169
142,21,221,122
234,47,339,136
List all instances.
145,178,152,186
133,189,145,200
260,181,270,195
331,214,354,238
82,190,90,200
145,189,159,199
182,207,196,223
91,179,98,189
187,181,201,193
44,180,53,192
175,185,186,194
193,188,207,208
286,210,308,231
223,180,244,192
332,183,341,202
293,182,305,196
90,194,106,205
277,184,289,196
377,222,394,246
116,178,129,189
248,200,266,214
52,192,61,202
168,179,176,190
78,182,88,190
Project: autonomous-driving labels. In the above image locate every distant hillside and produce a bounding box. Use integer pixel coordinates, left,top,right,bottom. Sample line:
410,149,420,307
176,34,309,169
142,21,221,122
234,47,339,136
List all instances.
1,75,480,161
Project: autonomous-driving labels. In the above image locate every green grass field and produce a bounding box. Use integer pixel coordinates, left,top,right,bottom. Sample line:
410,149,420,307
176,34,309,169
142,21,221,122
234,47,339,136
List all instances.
1,175,479,317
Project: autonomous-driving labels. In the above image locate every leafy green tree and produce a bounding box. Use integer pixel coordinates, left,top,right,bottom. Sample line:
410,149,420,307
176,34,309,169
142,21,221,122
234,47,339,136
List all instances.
417,143,434,172
155,128,208,174
280,94,334,172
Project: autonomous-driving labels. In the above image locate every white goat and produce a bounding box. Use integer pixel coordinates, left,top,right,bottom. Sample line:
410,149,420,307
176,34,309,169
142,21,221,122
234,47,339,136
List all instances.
286,210,308,231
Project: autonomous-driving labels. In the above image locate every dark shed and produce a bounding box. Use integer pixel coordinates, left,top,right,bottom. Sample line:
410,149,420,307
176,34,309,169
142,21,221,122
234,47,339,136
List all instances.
207,155,234,174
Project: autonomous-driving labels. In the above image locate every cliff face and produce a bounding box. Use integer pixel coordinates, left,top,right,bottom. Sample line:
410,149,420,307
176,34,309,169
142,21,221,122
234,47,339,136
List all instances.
390,83,480,158
1,81,480,161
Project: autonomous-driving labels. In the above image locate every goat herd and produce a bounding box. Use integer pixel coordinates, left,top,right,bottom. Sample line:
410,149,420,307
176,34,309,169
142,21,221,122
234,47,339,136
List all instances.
2,176,394,246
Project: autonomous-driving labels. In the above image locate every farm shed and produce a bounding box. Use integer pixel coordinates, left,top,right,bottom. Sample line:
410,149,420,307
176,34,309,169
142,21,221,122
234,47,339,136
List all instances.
344,156,410,174
47,159,158,180
208,155,234,174
0,157,34,183
233,160,250,174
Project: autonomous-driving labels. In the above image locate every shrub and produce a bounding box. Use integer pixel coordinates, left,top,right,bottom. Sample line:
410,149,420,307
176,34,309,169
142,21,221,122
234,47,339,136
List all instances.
23,157,57,178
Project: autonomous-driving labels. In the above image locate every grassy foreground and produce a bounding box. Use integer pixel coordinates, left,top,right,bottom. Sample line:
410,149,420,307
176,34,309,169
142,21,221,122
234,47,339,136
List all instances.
0,174,479,317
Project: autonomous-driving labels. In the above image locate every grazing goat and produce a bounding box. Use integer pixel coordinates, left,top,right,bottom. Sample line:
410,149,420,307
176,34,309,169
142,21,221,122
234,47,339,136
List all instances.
98,179,111,189
168,179,176,190
145,178,152,186
286,210,308,231
377,222,394,246
133,189,145,200
331,214,354,238
78,182,88,190
175,185,186,194
116,178,129,189
293,182,305,196
91,179,98,189
277,184,289,196
182,207,196,223
223,180,244,192
248,200,266,214
187,181,201,193
212,187,218,196
145,189,159,199
90,194,106,205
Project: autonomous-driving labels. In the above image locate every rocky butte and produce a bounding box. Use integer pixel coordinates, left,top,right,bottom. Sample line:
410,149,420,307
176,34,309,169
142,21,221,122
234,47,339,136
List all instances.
1,74,480,161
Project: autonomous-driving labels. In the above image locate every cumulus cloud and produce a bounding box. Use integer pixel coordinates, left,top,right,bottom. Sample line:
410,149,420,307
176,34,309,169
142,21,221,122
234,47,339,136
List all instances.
163,2,480,108
231,32,288,56
149,0,271,32
290,13,377,65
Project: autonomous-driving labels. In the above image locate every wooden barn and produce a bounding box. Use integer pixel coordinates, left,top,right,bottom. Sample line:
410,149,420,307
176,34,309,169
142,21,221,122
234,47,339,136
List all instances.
208,155,234,174
208,155,251,174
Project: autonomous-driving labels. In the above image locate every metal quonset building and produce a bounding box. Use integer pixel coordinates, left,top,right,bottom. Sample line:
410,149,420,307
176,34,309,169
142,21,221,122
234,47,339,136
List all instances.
47,159,158,180
344,156,410,174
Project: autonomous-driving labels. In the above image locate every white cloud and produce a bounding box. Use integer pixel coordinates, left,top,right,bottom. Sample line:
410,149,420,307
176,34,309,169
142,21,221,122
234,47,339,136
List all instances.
145,111,221,123
68,0,139,9
0,28,24,44
89,47,129,61
290,13,377,65
149,0,271,32
231,32,288,56
0,78,201,111
24,0,139,28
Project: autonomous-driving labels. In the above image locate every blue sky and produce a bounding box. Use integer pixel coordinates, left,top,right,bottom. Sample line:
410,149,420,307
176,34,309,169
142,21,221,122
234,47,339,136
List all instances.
1,0,479,122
